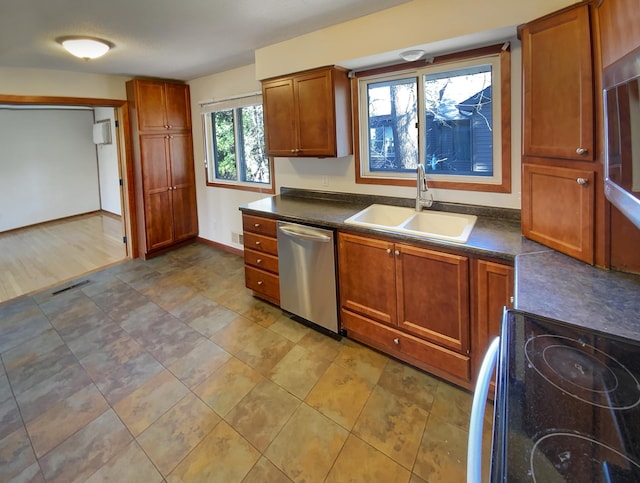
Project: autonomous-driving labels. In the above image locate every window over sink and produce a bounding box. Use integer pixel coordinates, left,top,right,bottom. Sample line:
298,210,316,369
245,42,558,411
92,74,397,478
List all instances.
202,94,274,194
354,44,511,193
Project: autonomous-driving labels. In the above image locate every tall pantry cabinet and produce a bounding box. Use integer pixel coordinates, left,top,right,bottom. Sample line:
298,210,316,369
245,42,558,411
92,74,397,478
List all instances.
127,79,198,259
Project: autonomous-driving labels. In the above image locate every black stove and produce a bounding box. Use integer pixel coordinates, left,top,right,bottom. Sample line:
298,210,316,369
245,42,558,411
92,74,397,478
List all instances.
492,310,640,482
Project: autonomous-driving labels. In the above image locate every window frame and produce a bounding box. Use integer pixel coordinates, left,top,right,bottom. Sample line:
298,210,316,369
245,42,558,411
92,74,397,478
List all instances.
202,95,275,194
353,44,511,193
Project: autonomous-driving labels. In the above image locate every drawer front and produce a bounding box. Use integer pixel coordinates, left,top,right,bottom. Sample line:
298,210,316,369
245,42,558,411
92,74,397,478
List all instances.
245,266,280,301
342,309,470,382
242,214,278,237
244,248,279,274
243,232,278,256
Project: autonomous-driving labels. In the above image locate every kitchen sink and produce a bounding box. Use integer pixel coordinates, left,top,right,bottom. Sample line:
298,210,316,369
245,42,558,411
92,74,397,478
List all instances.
344,204,477,243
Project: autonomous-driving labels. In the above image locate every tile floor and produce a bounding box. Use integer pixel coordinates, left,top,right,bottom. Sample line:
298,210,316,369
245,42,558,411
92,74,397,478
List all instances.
0,243,493,482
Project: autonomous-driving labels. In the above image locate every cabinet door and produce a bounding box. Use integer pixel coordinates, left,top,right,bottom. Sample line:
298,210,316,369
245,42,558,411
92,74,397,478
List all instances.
522,163,594,263
473,260,513,387
396,244,470,353
337,232,396,326
135,81,168,131
167,133,197,241
140,135,174,250
164,83,191,131
262,78,297,157
597,0,640,68
522,5,593,161
295,70,335,157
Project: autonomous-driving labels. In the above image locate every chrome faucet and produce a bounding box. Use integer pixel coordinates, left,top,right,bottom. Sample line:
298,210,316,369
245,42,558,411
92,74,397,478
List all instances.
416,164,433,211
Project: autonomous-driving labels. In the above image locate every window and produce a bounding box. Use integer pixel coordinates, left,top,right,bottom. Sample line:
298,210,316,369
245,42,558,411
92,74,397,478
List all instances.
355,44,511,193
203,95,274,193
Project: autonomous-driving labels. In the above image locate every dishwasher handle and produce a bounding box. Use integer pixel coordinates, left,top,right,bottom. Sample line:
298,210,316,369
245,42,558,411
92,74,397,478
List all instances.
467,336,499,483
278,224,332,242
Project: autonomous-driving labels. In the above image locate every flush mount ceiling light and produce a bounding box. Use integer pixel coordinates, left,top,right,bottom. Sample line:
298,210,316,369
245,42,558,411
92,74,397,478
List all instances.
399,49,425,62
58,36,112,60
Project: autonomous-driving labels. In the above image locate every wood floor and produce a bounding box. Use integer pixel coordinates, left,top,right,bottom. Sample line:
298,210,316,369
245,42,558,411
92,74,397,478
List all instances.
0,212,127,304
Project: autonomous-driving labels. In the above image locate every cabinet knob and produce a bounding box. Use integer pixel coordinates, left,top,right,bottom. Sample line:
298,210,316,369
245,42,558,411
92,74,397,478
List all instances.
164,125,169,129
257,280,264,286
255,241,261,246
576,177,589,186
254,223,260,228
168,125,173,129
393,338,400,345
256,258,262,264
386,248,392,254
395,250,400,256
576,147,588,155
168,187,173,191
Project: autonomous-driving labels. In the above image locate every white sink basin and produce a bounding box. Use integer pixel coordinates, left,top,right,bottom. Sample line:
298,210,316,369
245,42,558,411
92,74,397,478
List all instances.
344,204,477,243
343,204,416,228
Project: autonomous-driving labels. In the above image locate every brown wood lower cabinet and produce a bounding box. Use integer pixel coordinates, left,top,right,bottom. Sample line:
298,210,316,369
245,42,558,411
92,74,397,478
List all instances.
242,215,279,305
338,231,514,389
338,231,473,387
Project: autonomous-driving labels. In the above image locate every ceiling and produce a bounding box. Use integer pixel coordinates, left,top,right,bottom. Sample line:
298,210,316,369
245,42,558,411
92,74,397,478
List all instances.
0,0,412,81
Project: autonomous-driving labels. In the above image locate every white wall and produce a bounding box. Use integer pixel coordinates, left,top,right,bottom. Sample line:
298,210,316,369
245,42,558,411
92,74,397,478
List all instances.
0,108,101,231
94,107,121,215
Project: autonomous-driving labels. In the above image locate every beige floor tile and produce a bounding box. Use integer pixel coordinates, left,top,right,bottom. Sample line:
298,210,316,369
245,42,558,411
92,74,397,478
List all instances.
240,299,283,328
39,409,132,483
0,426,39,482
413,414,468,483
235,328,294,375
113,369,189,436
430,381,474,431
333,338,389,385
225,379,300,452
268,345,332,399
265,403,349,483
26,384,109,458
305,362,373,430
137,393,221,476
193,357,264,416
167,421,260,483
85,440,162,483
376,358,440,411
210,315,268,355
242,456,292,483
352,385,428,470
296,330,342,362
268,315,310,343
167,338,231,388
325,434,411,483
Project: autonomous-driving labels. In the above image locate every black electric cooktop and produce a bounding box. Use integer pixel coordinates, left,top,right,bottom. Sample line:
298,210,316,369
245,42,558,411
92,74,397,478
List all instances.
492,310,640,482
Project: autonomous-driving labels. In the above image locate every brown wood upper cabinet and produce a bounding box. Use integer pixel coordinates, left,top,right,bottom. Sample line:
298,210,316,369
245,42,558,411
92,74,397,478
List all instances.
597,0,640,69
261,66,352,158
127,79,198,258
131,80,192,132
520,4,597,265
521,5,594,161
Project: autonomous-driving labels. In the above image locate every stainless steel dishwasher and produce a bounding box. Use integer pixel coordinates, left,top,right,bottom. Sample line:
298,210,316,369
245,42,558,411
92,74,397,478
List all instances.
277,221,339,334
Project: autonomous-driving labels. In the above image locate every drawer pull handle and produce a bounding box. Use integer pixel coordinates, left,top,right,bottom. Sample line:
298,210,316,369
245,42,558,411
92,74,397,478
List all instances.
254,223,260,228
393,338,399,345
256,258,263,264
577,177,589,186
257,280,264,286
255,241,261,246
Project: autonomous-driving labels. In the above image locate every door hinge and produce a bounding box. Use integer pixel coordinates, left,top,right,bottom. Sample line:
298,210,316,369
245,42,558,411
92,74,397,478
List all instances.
115,120,119,128
122,236,127,244
119,178,123,186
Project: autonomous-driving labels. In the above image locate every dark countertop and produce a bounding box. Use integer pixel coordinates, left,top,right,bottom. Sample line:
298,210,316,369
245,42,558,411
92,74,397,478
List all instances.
240,188,640,341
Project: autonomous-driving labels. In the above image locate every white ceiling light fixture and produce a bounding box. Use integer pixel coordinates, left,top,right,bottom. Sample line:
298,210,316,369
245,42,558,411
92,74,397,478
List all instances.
399,49,425,62
58,36,112,60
